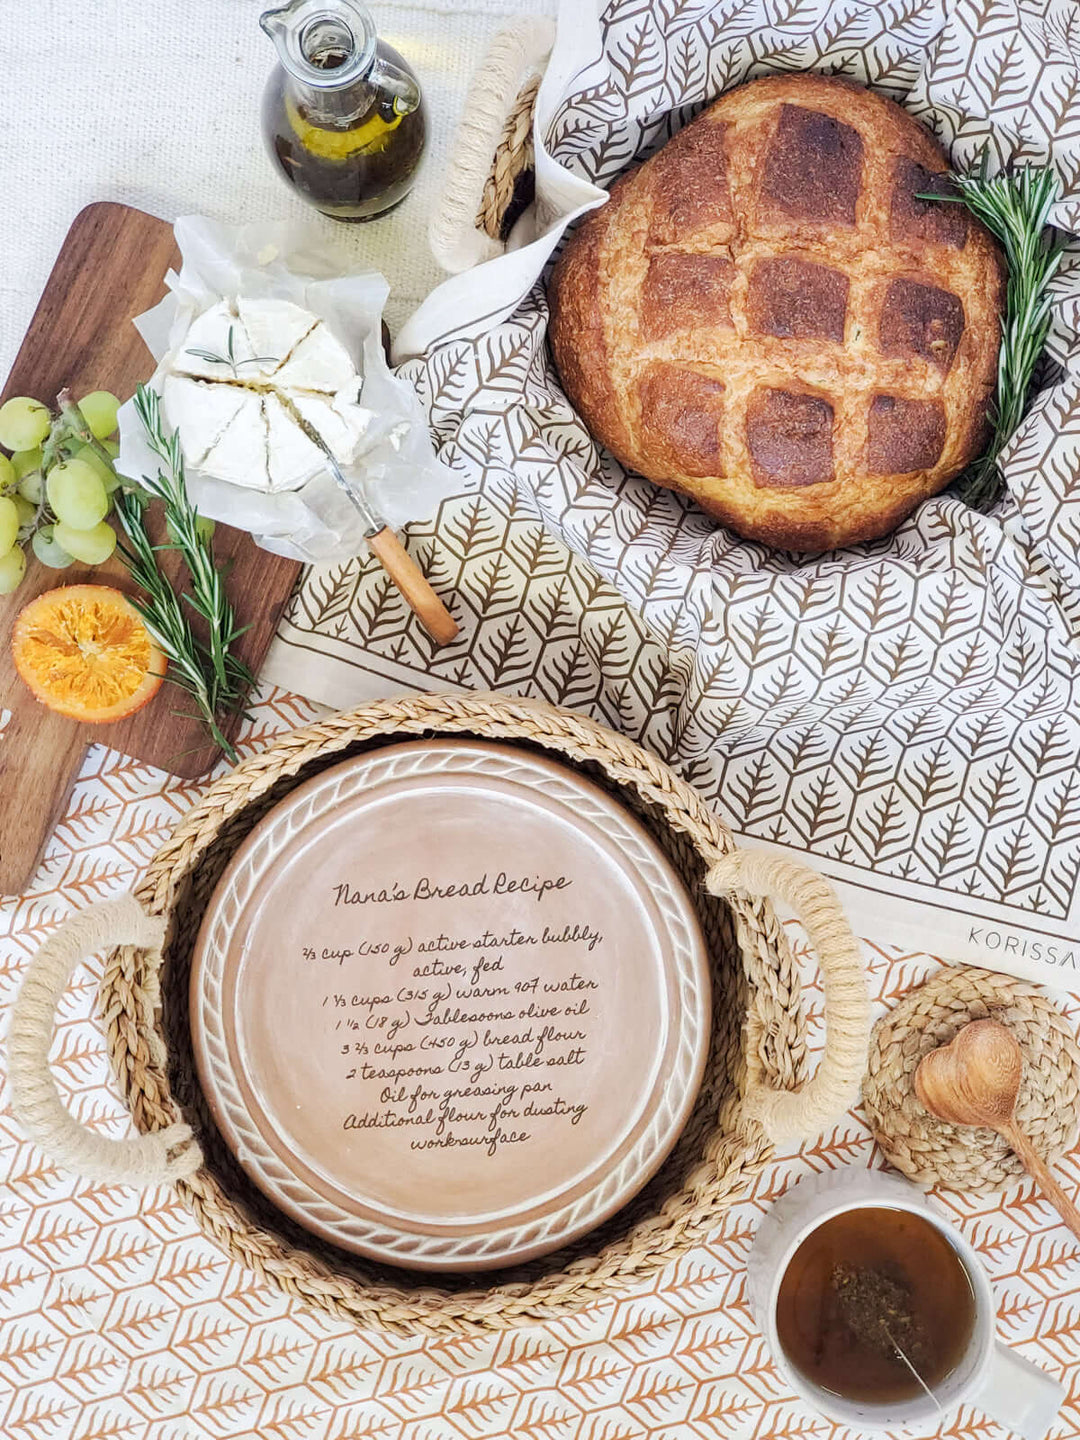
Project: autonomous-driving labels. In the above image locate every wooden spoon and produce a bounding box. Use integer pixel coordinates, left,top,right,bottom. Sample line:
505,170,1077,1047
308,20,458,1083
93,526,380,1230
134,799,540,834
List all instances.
915,1018,1080,1241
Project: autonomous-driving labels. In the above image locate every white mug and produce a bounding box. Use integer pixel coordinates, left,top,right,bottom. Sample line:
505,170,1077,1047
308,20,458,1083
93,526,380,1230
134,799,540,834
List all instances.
746,1169,1065,1439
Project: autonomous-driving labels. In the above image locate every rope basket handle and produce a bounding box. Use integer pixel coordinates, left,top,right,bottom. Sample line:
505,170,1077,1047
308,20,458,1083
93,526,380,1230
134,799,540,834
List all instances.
707,849,870,1144
7,893,203,1187
429,17,555,274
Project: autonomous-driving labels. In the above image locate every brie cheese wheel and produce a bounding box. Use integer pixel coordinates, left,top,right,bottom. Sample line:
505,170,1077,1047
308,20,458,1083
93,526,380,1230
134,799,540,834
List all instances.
237,298,318,380
271,324,356,394
162,298,373,497
176,300,262,382
200,391,270,492
264,394,325,493
161,376,248,468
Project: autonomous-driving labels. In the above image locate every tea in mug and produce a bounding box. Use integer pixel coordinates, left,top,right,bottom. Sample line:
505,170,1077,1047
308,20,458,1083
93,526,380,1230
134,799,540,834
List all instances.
775,1205,977,1404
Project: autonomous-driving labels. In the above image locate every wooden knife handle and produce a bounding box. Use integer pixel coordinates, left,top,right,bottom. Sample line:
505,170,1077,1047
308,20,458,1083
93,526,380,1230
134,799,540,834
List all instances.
365,526,459,647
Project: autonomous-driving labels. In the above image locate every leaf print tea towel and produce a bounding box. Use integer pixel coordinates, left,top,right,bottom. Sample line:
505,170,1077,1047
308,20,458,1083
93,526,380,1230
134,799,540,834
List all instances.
264,0,1080,986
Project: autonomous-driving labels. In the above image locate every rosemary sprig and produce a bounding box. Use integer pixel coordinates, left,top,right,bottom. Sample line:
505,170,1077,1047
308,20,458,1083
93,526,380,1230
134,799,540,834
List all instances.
185,323,277,375
922,156,1065,509
132,384,254,702
110,383,255,761
54,391,118,472
112,488,238,758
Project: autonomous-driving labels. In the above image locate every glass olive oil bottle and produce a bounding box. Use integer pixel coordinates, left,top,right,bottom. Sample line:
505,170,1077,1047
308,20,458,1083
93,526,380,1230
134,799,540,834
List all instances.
260,0,426,222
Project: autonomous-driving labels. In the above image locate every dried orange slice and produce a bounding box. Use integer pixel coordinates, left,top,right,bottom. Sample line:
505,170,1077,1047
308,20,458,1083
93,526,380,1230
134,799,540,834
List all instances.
12,584,165,723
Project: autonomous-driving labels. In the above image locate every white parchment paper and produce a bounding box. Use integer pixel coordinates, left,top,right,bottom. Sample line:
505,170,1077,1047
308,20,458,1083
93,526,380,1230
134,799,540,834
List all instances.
117,216,457,561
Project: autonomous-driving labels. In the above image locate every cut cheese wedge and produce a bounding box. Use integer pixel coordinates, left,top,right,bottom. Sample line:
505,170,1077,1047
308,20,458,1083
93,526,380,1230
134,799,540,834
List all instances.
271,324,356,394
264,393,325,493
176,300,262,382
290,391,372,465
200,391,271,492
161,375,249,468
238,298,318,380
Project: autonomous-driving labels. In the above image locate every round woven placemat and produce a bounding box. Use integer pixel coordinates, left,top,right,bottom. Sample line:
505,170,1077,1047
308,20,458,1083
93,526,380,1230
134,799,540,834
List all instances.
79,693,870,1336
864,965,1080,1193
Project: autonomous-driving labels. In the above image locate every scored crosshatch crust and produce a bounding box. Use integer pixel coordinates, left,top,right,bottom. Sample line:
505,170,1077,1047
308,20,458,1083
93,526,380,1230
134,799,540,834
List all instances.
548,72,1005,551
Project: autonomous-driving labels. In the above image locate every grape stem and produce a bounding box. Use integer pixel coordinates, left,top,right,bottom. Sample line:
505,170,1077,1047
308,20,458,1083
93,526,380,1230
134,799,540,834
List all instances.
55,390,118,473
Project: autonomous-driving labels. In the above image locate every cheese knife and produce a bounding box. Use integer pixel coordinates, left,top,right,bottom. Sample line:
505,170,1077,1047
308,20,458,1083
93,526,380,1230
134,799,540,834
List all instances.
283,399,458,646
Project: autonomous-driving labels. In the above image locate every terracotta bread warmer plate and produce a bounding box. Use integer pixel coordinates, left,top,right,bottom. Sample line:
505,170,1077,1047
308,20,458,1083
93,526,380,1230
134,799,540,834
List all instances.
10,694,869,1336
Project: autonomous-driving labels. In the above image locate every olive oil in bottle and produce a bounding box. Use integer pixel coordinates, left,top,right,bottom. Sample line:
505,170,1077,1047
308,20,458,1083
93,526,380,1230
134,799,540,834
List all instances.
260,0,426,222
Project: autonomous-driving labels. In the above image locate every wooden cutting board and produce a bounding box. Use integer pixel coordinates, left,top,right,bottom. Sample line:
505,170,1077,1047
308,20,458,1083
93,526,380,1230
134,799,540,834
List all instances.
0,202,302,896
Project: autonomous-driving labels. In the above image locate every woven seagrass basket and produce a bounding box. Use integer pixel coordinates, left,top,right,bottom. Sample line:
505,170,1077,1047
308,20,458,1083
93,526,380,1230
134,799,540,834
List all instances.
11,694,868,1336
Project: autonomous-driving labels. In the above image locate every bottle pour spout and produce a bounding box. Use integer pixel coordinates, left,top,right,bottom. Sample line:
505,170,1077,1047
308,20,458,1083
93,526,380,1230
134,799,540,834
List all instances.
259,0,377,89
258,4,289,49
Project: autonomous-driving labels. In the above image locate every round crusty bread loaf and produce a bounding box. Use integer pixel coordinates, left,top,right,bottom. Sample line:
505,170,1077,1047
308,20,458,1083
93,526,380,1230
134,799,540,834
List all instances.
547,74,1005,551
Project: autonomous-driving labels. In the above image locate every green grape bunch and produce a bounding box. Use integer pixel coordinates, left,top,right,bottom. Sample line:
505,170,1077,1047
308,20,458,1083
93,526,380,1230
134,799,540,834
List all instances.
0,389,123,594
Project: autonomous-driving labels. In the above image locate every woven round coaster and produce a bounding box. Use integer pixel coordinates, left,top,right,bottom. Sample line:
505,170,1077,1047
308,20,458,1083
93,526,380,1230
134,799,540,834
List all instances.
863,965,1080,1193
